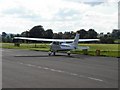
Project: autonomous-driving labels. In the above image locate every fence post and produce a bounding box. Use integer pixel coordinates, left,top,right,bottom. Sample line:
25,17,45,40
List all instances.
14,43,20,47
96,49,100,56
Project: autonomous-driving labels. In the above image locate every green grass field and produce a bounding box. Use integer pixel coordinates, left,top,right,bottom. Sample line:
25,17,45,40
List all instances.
1,43,119,57
76,44,119,57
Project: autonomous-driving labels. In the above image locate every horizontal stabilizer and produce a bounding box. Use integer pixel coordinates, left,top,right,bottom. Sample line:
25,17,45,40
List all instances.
78,46,89,50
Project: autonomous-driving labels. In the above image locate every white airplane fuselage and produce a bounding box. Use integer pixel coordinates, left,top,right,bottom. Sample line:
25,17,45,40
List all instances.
50,42,77,52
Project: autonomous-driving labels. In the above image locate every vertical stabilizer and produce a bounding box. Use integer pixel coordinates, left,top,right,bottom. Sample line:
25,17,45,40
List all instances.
72,32,80,48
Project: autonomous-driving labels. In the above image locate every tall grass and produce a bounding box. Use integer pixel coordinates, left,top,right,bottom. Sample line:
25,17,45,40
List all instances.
78,44,119,57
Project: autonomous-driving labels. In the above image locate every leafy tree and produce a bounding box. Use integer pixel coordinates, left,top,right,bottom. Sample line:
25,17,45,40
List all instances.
10,34,14,38
53,32,63,39
100,34,114,44
2,32,7,37
2,32,14,43
86,29,98,39
111,29,120,39
70,31,75,39
106,37,114,44
78,29,87,39
53,33,58,39
58,32,63,39
6,35,12,43
15,34,21,37
2,32,7,42
45,29,53,39
29,25,45,38
0,34,2,42
118,30,120,39
21,31,29,37
63,32,71,39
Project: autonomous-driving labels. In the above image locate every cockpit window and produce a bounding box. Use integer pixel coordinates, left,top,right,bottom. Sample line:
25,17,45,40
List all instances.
61,45,70,47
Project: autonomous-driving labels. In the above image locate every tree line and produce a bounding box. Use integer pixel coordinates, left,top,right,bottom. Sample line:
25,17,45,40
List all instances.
1,25,120,44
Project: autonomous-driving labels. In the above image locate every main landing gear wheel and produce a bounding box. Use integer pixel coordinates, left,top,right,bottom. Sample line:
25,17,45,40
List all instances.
67,53,71,56
48,51,52,56
67,51,71,56
48,51,56,56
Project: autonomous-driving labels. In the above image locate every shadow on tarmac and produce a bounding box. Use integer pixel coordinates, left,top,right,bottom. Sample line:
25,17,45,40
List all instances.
14,54,89,59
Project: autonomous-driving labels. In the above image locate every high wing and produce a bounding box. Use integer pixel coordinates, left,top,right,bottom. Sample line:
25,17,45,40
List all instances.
14,37,99,42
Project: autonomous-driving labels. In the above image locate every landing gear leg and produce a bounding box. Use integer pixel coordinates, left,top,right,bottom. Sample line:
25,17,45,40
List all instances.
48,51,56,56
53,52,56,56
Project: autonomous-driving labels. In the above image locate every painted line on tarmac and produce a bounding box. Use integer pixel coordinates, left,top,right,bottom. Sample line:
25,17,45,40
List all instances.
87,77,103,82
16,61,104,82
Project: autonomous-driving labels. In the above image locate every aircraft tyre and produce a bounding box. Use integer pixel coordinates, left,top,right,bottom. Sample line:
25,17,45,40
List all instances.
67,51,71,56
48,51,52,56
68,53,71,56
53,52,56,56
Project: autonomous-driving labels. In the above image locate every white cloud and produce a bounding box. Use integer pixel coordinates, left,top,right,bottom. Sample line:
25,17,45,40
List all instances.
0,0,118,34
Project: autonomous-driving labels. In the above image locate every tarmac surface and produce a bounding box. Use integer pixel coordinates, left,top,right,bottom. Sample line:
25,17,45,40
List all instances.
2,49,118,88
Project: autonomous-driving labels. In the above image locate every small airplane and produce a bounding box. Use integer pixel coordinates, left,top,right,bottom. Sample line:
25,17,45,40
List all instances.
14,31,99,56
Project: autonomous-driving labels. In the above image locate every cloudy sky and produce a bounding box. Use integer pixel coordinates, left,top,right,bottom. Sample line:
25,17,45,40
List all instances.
0,0,119,34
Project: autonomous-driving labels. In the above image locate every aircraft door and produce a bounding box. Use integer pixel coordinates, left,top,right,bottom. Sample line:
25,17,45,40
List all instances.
51,42,61,51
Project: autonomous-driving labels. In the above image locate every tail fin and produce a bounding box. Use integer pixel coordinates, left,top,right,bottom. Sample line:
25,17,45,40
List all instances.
72,32,79,48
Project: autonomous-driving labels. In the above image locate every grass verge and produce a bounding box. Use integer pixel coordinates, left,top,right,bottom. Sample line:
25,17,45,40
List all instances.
1,43,119,58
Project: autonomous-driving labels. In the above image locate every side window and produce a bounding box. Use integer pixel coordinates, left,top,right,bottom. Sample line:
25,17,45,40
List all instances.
53,42,56,44
59,42,63,44
53,42,59,45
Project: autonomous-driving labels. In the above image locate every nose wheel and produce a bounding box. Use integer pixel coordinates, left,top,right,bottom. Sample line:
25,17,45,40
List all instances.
67,51,71,56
